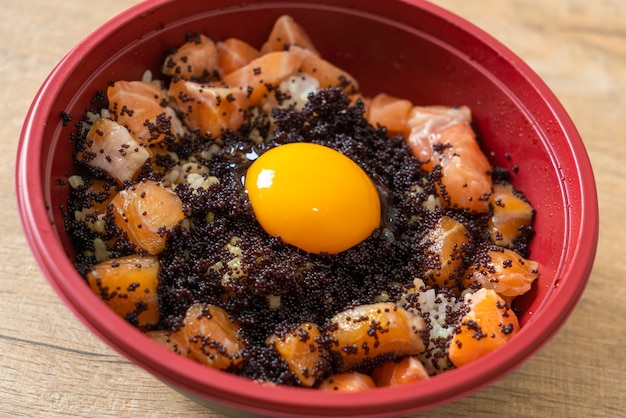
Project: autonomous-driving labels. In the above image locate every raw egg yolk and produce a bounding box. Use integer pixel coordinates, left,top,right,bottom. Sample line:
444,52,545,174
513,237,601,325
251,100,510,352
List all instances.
245,143,381,254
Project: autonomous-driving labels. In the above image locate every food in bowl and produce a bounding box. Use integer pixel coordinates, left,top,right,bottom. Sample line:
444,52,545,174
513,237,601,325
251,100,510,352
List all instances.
64,15,539,390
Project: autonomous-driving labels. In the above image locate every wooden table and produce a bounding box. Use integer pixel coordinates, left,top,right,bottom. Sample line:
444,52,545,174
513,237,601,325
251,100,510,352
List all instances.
1,0,624,416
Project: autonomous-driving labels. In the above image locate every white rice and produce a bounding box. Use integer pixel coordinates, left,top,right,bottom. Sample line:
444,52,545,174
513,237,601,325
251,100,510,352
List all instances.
399,278,466,375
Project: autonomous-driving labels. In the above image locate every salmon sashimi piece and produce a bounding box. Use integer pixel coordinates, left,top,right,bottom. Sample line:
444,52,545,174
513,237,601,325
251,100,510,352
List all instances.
107,80,184,144
449,288,519,368
435,123,493,212
366,93,413,137
371,356,430,387
266,322,325,387
82,179,116,214
294,46,359,94
146,329,191,357
421,215,470,290
329,302,425,371
407,106,492,212
221,49,306,106
168,79,248,139
406,105,472,168
182,303,245,370
79,118,151,184
110,179,184,255
488,183,535,248
86,254,160,327
319,372,376,391
217,37,261,76
463,246,539,298
260,15,320,55
71,178,117,232
162,33,221,81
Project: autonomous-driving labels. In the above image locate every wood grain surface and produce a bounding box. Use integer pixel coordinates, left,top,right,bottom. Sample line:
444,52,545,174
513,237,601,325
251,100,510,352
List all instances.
1,0,624,417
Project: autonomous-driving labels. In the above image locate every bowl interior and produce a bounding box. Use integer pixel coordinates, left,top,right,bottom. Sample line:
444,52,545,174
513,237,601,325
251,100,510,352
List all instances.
18,0,597,416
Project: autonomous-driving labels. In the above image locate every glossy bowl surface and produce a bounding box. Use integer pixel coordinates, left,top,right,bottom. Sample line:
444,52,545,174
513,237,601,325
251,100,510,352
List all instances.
16,0,598,416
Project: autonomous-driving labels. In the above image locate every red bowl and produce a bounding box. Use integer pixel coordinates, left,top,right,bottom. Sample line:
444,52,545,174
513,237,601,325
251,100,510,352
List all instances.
15,0,598,416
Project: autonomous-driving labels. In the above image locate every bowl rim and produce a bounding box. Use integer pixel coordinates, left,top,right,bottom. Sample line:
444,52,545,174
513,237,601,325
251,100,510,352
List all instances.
15,0,599,416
